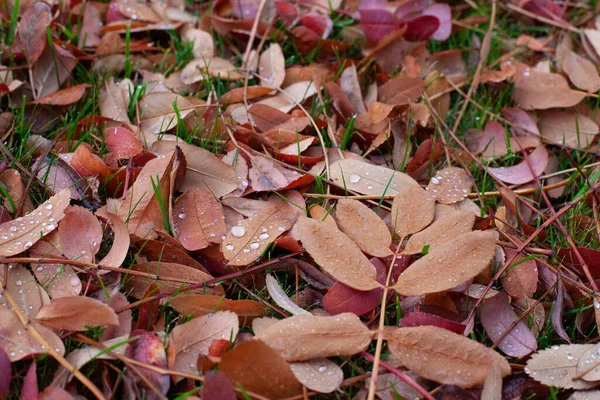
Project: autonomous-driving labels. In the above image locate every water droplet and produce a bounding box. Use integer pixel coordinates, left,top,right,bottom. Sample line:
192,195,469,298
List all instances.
231,226,246,237
15,280,22,286
318,366,327,373
566,353,574,360
178,213,186,219
46,224,55,231
250,242,259,250
349,174,361,183
24,241,32,249
431,177,440,185
225,244,234,251
69,277,80,287
45,203,53,210
259,233,270,240
9,226,16,232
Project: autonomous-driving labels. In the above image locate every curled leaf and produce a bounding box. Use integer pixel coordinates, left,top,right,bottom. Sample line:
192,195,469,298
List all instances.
266,274,310,315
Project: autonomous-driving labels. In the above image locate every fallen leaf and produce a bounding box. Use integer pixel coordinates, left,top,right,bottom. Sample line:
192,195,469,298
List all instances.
404,209,475,254
181,57,244,84
99,78,132,123
426,167,472,204
219,340,302,398
481,361,503,400
173,189,226,251
289,359,343,393
202,371,236,400
254,313,373,361
334,199,392,257
266,274,310,315
480,293,537,357
222,205,296,267
562,51,600,93
340,65,366,114
488,146,548,185
329,159,420,197
501,250,538,299
169,311,239,376
35,296,119,331
393,230,496,296
17,2,52,64
182,29,214,59
400,312,466,334
0,347,10,398
537,110,598,150
0,190,70,257
0,263,49,318
32,44,78,99
58,205,103,263
95,210,130,268
169,294,266,322
249,156,313,192
513,72,586,110
386,326,510,388
379,76,424,105
104,126,143,159
391,184,435,237
296,216,379,291
139,93,201,134
525,344,596,390
258,43,285,89
31,84,91,106
575,343,600,381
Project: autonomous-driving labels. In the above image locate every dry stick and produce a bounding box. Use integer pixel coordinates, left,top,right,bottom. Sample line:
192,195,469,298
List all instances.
0,282,107,399
242,0,268,67
366,239,405,400
361,352,435,400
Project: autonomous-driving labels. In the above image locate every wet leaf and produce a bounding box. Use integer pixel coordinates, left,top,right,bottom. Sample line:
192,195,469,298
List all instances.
202,371,236,400
249,156,313,192
525,344,596,390
393,231,496,296
181,57,244,84
219,340,302,398
386,326,511,388
391,184,435,238
481,361,503,400
334,199,392,257
400,312,466,334
173,189,226,251
404,209,475,254
289,359,343,393
0,264,48,318
222,205,296,266
58,206,103,263
254,313,373,361
480,293,537,357
296,216,379,291
426,167,472,204
0,190,70,257
501,250,538,300
35,296,119,331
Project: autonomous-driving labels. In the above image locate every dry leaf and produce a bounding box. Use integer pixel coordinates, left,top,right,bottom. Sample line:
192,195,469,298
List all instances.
32,84,90,106
254,313,373,361
58,206,103,263
17,2,52,64
139,93,201,134
289,359,343,393
393,231,496,296
379,76,424,105
95,210,130,268
182,29,214,59
266,274,310,315
481,361,503,400
329,159,420,197
152,141,238,198
296,216,379,291
219,340,302,398
340,65,366,114
525,344,596,390
0,190,70,256
173,189,227,251
403,210,475,254
562,51,600,93
537,110,599,150
334,199,392,257
35,296,119,331
0,307,64,362
169,294,266,322
391,185,435,238
258,43,285,89
222,205,296,266
386,326,510,388
169,311,238,376
104,126,143,159
426,167,472,204
513,72,586,110
249,156,313,192
99,78,132,123
488,146,548,185
181,57,244,84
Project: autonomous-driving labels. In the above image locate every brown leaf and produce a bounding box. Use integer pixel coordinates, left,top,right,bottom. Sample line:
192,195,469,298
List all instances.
95,210,130,268
139,93,201,134
340,65,366,114
379,76,424,105
169,294,266,323
124,262,222,299
117,151,175,238
525,344,596,390
386,326,510,388
0,307,64,362
393,231,496,296
391,185,435,238
99,78,132,123
481,361,503,400
117,2,160,22
329,159,421,197
173,189,226,251
31,84,90,106
222,205,296,266
266,274,310,315
537,110,598,150
169,311,239,376
334,199,392,257
513,72,586,110
181,57,244,84
426,167,472,204
58,206,103,263
17,2,52,64
254,313,373,361
182,29,214,59
219,340,302,398
249,156,313,192
563,51,600,93
404,210,475,254
219,86,273,105
35,296,119,331
258,43,285,89
32,44,78,99
289,359,344,394
0,169,30,213
152,141,238,198
36,155,92,201
0,264,49,318
502,250,538,299
104,126,143,159
488,146,548,185
0,190,70,256
296,216,379,291
100,293,132,342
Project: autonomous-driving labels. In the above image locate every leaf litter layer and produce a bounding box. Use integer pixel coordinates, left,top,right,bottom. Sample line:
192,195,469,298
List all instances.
2,0,600,399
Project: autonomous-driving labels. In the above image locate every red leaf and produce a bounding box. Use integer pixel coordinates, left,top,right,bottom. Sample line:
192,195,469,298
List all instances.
400,312,466,334
126,331,170,397
300,13,333,39
21,362,38,400
275,1,298,27
31,84,91,106
360,9,401,43
202,371,237,400
17,2,52,64
557,247,600,278
0,346,11,398
403,15,440,41
104,127,143,159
